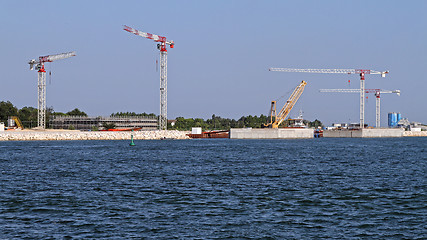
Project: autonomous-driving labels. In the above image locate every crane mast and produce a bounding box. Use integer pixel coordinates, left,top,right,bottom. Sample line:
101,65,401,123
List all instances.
265,80,307,128
28,51,76,129
319,88,400,128
269,68,389,129
123,25,174,130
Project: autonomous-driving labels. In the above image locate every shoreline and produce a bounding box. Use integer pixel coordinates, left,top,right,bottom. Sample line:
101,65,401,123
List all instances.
0,130,191,141
0,129,425,141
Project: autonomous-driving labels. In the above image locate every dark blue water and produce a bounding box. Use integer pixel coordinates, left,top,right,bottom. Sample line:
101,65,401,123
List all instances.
0,138,426,239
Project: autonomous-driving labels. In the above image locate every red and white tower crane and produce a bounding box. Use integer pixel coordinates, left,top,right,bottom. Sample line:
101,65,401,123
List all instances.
269,68,389,129
319,88,400,128
123,25,174,130
28,51,76,129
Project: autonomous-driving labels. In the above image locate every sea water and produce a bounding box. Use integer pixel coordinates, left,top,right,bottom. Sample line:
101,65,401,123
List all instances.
0,138,426,239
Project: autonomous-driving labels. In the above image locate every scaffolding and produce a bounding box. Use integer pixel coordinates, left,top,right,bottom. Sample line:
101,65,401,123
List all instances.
50,115,158,130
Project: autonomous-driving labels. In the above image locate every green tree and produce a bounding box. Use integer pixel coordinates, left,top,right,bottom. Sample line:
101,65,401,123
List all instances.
17,106,38,128
66,108,88,116
51,111,66,116
110,112,157,118
168,114,272,131
0,101,18,123
102,122,116,130
308,119,323,128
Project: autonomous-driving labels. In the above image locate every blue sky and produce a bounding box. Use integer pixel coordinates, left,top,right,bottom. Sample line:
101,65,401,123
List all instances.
1,0,426,126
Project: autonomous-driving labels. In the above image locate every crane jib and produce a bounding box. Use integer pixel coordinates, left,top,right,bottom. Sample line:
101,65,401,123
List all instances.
269,68,387,76
124,25,168,43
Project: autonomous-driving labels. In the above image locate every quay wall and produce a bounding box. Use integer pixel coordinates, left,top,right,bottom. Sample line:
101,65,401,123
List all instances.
324,128,404,138
323,130,361,138
3,129,422,141
0,130,190,141
230,128,314,139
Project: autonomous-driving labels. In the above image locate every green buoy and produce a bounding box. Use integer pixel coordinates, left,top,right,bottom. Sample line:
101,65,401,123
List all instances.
130,129,136,146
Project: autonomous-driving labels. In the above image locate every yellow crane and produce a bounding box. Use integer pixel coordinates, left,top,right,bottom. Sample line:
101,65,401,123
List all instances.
11,116,24,129
264,80,307,128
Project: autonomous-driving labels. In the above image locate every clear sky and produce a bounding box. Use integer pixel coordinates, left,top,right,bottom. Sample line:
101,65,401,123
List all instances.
1,0,426,126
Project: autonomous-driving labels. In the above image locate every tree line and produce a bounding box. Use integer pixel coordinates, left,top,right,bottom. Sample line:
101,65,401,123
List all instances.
0,101,88,128
168,114,323,130
110,112,157,118
1,100,322,130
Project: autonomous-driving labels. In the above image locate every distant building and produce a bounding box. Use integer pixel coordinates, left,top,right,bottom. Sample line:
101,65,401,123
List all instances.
50,115,158,130
326,123,368,130
348,123,368,129
168,119,177,127
333,123,348,129
397,118,410,128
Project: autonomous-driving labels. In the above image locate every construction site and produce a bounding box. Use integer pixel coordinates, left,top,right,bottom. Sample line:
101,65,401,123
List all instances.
228,69,420,139
1,25,425,140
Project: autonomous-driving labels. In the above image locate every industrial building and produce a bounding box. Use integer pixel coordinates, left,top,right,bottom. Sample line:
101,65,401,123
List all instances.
50,115,158,131
388,112,402,127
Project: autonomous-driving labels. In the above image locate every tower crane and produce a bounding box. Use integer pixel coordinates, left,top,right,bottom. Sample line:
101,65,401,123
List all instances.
265,80,307,128
269,68,389,129
319,88,400,128
28,51,76,129
123,25,174,130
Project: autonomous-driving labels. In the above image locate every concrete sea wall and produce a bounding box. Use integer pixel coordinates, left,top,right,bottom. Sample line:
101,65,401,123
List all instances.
0,130,190,141
230,128,314,139
323,128,404,138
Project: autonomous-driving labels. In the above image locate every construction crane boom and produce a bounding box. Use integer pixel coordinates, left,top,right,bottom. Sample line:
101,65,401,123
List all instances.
29,51,76,70
319,88,400,128
269,67,389,128
265,80,307,128
123,25,174,46
123,25,174,130
319,89,400,94
29,51,76,129
269,68,388,77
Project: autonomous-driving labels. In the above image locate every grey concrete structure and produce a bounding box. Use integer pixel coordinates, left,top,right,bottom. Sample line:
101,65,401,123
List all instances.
323,128,404,138
229,128,314,139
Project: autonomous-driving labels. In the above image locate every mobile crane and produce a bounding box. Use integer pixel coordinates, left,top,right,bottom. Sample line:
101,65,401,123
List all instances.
264,80,307,128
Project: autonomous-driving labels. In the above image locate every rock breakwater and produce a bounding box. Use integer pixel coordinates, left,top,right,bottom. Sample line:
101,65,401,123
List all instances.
0,130,191,141
403,131,427,137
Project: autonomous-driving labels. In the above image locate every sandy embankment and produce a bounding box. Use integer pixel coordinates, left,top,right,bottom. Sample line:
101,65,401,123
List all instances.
0,129,191,141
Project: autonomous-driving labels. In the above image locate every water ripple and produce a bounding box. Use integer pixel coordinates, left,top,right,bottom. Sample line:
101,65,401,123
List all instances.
0,138,426,239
